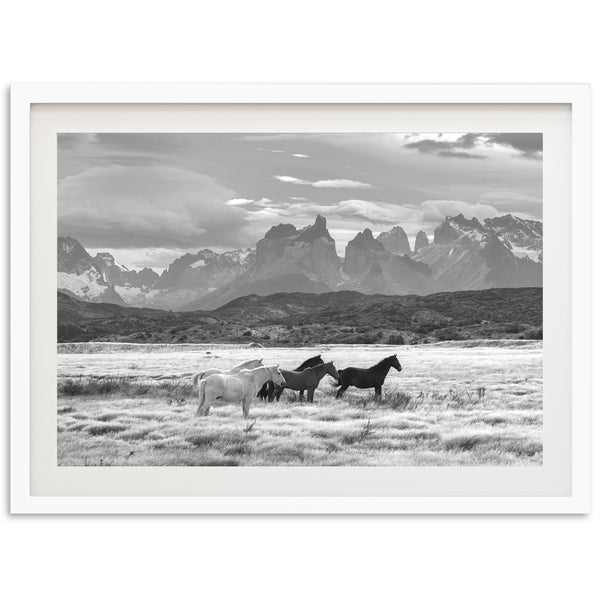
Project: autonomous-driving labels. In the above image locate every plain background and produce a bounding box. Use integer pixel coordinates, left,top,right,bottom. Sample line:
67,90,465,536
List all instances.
1,1,596,599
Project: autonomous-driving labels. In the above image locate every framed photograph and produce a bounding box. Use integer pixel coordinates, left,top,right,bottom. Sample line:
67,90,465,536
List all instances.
10,84,591,513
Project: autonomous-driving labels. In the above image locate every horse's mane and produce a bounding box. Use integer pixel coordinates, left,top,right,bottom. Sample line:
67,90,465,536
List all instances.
296,354,322,369
236,358,261,368
306,362,330,372
373,355,396,368
237,365,270,376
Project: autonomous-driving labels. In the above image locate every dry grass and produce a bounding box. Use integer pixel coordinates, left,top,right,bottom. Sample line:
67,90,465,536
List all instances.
57,341,543,466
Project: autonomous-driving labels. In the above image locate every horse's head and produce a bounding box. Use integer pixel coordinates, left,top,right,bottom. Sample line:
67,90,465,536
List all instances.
325,361,340,382
270,365,286,387
390,354,402,372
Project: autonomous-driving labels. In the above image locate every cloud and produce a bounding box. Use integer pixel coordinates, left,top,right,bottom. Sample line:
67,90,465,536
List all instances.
285,199,417,226
256,147,310,159
404,134,487,159
274,175,374,188
86,246,192,272
58,165,254,249
313,179,374,188
437,150,485,160
226,198,254,205
58,132,542,269
405,132,543,160
484,133,543,159
419,200,501,223
274,175,306,184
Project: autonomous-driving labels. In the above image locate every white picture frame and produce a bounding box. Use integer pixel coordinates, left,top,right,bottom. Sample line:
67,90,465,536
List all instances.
10,83,591,514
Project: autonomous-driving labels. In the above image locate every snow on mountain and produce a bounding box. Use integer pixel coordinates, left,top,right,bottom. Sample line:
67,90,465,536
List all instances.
414,214,542,290
484,214,543,262
57,237,128,305
92,252,159,288
152,247,255,306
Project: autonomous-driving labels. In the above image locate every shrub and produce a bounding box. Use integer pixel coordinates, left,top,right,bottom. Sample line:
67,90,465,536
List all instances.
58,377,193,399
86,423,128,436
384,390,412,410
242,330,252,337
186,433,221,447
59,378,86,396
436,327,465,341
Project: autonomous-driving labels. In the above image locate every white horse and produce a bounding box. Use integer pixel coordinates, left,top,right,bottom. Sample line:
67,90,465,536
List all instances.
195,365,286,418
191,358,263,394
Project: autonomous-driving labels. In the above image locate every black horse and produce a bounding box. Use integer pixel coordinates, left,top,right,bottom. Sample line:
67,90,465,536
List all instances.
256,354,325,401
335,354,402,399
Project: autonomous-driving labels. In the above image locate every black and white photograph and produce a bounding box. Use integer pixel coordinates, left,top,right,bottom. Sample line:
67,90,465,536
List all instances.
57,131,543,466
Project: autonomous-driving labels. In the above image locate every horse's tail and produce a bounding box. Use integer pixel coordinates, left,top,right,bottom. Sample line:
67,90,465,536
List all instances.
256,381,270,400
195,378,208,417
192,372,203,395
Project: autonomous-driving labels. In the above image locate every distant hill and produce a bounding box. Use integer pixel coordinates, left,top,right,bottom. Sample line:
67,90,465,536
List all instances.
58,287,542,345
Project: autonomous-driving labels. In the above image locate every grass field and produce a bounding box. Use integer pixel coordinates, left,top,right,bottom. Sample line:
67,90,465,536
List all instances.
57,341,543,466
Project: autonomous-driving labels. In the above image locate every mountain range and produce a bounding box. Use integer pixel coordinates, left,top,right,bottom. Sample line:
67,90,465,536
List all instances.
57,213,542,310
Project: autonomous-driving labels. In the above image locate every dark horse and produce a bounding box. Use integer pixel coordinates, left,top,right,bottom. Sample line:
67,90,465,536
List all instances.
335,354,402,399
277,362,339,403
257,354,324,401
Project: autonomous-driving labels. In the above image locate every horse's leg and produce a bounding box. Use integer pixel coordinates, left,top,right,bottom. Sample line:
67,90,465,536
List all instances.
374,385,382,400
196,380,211,416
336,385,349,399
299,389,305,401
307,387,315,403
198,395,212,416
242,393,253,419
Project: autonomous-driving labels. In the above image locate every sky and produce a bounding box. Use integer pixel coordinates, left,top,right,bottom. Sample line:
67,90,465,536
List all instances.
58,132,542,272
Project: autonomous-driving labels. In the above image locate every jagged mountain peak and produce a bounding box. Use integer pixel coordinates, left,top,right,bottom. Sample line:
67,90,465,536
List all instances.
448,213,485,230
297,214,334,243
58,236,95,274
487,213,517,226
349,228,381,248
94,252,130,272
59,235,85,248
484,214,542,261
265,223,297,240
414,230,430,252
434,213,488,244
377,226,411,255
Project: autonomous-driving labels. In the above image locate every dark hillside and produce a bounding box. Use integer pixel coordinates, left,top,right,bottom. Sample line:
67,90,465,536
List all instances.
58,287,542,345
